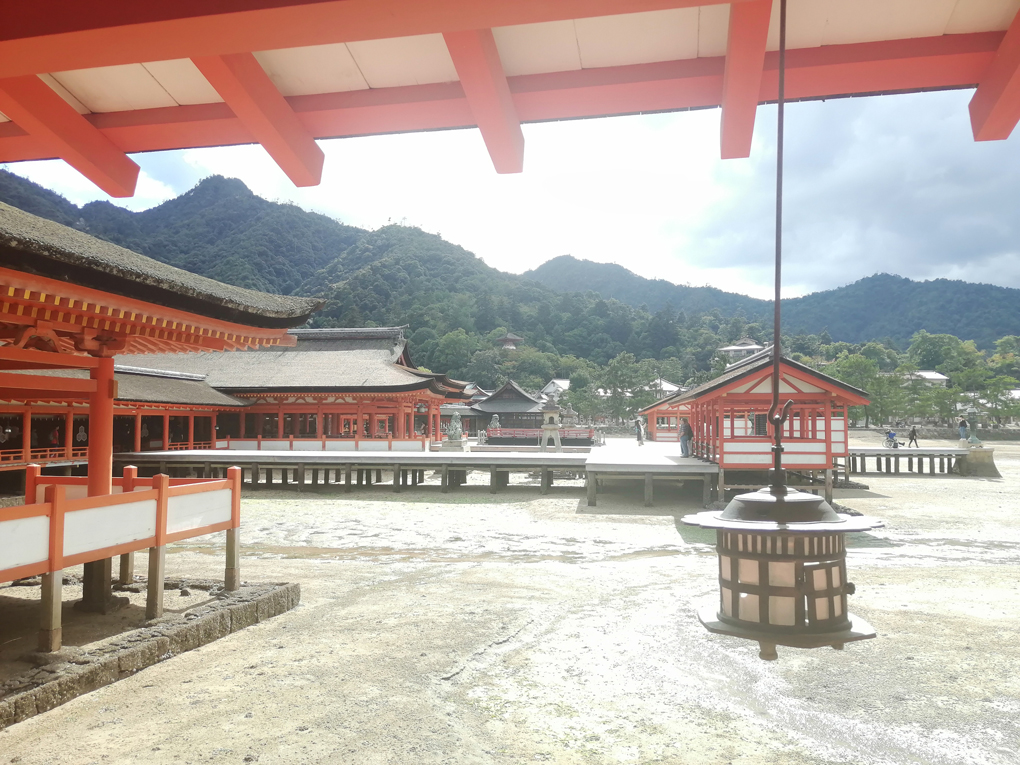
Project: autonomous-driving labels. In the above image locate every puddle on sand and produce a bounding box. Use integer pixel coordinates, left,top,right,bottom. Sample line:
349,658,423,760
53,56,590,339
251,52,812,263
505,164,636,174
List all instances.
173,543,688,565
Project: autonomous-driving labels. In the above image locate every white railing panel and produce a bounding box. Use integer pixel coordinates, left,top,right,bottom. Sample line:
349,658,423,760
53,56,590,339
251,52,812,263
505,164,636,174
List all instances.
725,454,772,465
261,441,291,451
723,441,772,453
63,499,158,557
785,443,827,453
325,441,356,451
392,441,425,451
228,440,259,450
0,516,49,571
293,441,324,451
167,488,232,535
357,441,389,451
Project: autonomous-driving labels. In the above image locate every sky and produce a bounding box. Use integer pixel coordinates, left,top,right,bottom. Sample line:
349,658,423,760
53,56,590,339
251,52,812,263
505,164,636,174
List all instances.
4,87,1020,300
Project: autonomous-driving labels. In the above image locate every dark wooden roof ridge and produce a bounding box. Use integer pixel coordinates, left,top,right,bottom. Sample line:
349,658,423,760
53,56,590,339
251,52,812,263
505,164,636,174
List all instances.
643,349,868,411
0,201,322,329
398,365,470,392
474,380,541,406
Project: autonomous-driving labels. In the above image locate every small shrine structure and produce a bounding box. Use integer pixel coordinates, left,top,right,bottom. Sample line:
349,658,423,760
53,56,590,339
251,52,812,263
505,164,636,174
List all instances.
642,348,868,497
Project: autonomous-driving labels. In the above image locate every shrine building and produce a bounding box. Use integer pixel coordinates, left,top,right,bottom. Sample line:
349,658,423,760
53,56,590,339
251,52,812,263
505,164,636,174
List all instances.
640,348,869,497
0,201,318,652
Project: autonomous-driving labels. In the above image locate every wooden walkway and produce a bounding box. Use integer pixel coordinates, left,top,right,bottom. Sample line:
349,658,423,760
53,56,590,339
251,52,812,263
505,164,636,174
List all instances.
847,447,968,476
116,442,720,507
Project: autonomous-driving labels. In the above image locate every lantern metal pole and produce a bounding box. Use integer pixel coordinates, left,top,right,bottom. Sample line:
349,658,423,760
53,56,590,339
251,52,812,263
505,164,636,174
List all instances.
769,0,791,496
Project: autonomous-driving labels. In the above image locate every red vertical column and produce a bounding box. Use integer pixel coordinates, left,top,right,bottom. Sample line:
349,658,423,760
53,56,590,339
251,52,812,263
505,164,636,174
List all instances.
162,412,170,450
64,409,74,458
187,413,195,450
88,358,115,497
133,412,142,452
21,408,31,462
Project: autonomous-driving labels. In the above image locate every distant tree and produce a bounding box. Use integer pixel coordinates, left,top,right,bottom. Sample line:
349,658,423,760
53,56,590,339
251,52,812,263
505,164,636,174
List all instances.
828,353,880,426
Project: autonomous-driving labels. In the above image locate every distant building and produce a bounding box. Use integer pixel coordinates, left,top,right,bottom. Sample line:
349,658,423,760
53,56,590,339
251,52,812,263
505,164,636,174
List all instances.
718,337,765,361
495,332,524,351
541,378,570,399
910,370,950,386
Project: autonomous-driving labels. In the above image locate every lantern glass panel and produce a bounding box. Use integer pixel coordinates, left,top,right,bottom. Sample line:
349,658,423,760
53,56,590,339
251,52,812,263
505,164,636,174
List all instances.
812,569,827,590
768,561,795,587
738,593,760,622
832,566,841,588
834,596,843,617
721,587,733,617
815,597,830,620
720,556,732,581
769,596,796,626
738,558,759,585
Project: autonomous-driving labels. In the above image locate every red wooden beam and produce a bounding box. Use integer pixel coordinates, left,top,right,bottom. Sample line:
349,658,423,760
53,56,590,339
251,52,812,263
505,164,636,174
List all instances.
0,1,739,79
0,372,96,399
0,33,1002,167
192,53,324,186
969,8,1020,141
720,0,773,159
0,75,139,197
443,28,524,173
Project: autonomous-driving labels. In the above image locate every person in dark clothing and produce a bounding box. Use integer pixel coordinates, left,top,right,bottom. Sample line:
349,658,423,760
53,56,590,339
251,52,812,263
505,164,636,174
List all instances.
679,418,694,457
634,417,644,446
907,425,919,448
958,417,968,440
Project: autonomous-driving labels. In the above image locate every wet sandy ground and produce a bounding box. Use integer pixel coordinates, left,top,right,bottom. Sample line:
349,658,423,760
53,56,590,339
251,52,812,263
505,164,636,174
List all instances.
1,439,1018,764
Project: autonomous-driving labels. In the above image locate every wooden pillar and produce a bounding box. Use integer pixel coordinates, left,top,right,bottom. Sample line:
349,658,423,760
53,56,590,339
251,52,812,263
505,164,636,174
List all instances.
252,463,261,489
540,468,551,495
717,467,726,501
64,409,74,458
586,471,597,507
133,412,142,452
441,465,450,494
277,408,284,439
644,473,653,507
825,468,834,505
345,464,352,492
187,413,194,450
162,412,170,450
393,464,402,492
21,408,31,462
82,357,115,613
490,466,498,494
38,483,65,651
296,463,305,491
119,466,138,583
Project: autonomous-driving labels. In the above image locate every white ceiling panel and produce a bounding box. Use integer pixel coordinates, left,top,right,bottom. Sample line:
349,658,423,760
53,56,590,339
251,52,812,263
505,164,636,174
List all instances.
493,21,581,76
51,64,178,113
575,8,700,69
945,0,1020,33
766,0,830,51
254,44,369,96
347,34,457,89
698,4,731,58
142,59,223,104
820,0,959,46
39,73,90,114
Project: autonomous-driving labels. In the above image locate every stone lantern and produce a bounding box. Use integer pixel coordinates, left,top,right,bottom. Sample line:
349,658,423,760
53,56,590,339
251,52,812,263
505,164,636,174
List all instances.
682,487,883,660
540,398,562,452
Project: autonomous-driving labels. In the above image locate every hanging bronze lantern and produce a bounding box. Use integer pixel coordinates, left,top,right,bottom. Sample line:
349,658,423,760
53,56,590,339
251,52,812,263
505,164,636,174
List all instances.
682,488,882,660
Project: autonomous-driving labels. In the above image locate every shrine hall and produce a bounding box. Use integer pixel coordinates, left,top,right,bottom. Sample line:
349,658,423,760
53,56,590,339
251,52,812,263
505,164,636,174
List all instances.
0,199,317,652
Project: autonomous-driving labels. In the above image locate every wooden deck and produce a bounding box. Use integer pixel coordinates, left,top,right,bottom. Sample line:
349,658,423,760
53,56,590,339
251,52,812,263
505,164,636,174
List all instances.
115,441,720,508
847,447,969,476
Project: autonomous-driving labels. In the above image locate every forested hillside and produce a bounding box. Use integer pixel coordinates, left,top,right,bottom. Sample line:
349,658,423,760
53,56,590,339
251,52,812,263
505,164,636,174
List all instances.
3,169,1019,413
527,256,1020,349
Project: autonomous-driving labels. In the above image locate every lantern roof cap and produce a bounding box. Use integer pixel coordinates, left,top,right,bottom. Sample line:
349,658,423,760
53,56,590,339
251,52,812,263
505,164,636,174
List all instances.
683,488,883,533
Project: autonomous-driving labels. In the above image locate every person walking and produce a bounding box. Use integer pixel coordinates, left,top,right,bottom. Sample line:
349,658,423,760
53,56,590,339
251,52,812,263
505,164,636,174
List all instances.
634,417,644,446
907,425,919,448
958,417,968,441
679,418,693,458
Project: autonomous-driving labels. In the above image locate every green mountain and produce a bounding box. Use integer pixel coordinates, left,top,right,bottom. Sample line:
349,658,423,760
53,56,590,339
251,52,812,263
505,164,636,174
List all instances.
2,168,1019,364
526,255,1020,349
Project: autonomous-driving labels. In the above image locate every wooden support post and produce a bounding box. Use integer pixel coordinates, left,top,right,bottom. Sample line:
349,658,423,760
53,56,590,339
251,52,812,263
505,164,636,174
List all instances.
375,469,382,483
929,456,936,474
225,466,241,590
441,465,450,494
908,456,914,472
939,456,945,473
718,467,726,501
490,465,498,494
311,468,319,486
296,463,305,491
146,545,165,619
586,471,597,506
541,468,551,495
393,464,402,492
39,570,63,652
345,465,352,492
119,553,135,585
895,456,900,474
251,463,260,489
702,475,711,506
825,468,834,505
644,473,653,507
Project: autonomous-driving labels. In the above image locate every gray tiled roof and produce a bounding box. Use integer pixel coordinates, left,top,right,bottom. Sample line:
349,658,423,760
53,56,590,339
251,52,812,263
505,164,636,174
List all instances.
470,380,544,414
0,202,321,327
116,332,446,392
11,367,244,407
